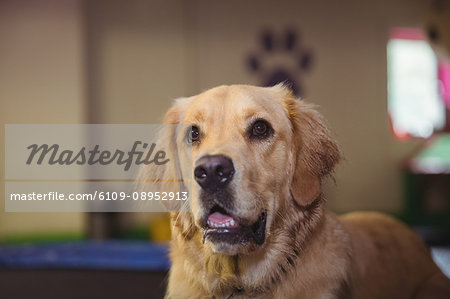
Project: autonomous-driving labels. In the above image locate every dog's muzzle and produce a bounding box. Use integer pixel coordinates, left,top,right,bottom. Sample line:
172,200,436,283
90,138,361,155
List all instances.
202,206,267,247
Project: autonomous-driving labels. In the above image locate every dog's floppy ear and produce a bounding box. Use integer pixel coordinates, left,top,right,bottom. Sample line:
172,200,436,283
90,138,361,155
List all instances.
282,90,341,206
137,97,192,211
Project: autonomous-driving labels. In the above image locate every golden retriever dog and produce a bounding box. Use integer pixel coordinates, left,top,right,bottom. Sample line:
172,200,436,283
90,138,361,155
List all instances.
143,84,450,298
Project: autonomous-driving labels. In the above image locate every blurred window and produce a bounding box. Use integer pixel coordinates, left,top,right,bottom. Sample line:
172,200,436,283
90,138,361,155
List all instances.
387,27,446,139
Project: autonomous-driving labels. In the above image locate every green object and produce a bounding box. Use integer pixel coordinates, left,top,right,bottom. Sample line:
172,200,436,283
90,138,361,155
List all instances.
403,134,450,229
410,134,450,173
0,231,84,245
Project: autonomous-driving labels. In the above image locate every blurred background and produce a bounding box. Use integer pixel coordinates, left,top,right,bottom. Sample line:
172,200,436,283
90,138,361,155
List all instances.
1,0,449,298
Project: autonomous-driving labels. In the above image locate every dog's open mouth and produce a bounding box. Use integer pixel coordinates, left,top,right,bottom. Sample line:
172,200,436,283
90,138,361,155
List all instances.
203,205,267,246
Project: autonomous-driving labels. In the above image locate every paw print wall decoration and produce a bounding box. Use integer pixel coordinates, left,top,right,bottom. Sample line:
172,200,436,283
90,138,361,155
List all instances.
247,29,314,97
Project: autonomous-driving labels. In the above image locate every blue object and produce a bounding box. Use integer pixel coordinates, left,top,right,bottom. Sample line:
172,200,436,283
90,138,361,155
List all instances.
0,241,170,271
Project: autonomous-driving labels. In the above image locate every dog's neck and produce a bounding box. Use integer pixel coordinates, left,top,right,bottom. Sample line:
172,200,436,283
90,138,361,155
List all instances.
227,198,325,297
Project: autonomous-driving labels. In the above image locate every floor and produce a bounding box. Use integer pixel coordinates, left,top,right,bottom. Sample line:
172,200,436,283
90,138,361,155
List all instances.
0,243,448,298
0,269,167,299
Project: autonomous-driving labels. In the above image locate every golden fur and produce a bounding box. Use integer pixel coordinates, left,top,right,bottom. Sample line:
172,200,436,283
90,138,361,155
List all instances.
142,84,450,298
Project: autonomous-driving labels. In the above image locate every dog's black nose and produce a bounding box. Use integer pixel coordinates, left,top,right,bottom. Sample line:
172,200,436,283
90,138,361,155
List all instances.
194,155,234,191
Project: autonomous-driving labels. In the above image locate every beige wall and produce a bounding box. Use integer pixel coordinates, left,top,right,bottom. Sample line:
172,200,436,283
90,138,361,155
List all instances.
84,0,188,228
183,0,428,213
168,0,426,213
0,0,432,237
0,0,85,236
87,0,428,214
85,0,188,124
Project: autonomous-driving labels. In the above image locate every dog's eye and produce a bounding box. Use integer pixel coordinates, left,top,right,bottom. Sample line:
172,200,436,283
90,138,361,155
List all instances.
253,121,267,135
251,120,272,139
187,126,200,143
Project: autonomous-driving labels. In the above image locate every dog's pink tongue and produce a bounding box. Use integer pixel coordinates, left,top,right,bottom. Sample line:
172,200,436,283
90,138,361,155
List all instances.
208,212,233,224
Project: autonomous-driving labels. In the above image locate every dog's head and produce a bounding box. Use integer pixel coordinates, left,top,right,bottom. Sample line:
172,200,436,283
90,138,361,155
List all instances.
145,84,340,255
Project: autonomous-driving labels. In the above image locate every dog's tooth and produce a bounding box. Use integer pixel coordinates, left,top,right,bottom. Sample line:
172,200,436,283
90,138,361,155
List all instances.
214,223,218,228
230,220,235,226
225,222,229,227
203,228,208,244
